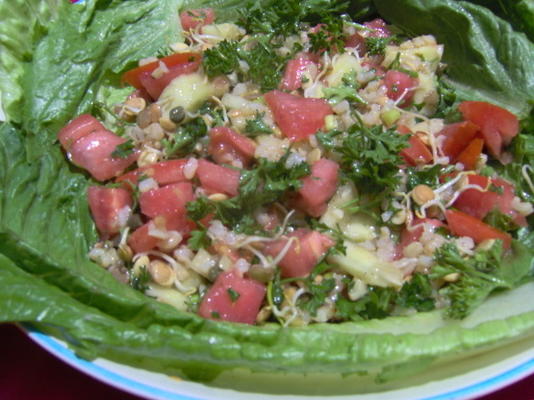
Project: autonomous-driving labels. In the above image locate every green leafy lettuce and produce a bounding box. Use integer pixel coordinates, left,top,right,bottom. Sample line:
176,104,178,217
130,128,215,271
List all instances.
0,0,533,388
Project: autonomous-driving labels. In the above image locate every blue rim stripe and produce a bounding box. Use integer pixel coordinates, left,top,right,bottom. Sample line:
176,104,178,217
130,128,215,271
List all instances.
28,328,533,400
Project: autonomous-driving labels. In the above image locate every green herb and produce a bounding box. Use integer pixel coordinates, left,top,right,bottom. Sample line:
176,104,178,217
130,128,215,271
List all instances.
130,266,150,292
244,112,272,136
405,164,455,191
335,286,397,321
269,268,285,307
308,16,345,54
364,36,394,55
309,220,347,256
297,262,336,316
187,228,212,251
227,288,241,302
161,117,207,157
430,241,526,319
211,311,221,319
240,38,288,92
187,154,310,233
483,210,520,232
337,122,409,195
397,273,435,311
111,139,135,159
316,129,343,150
185,292,201,313
203,40,240,78
323,72,365,105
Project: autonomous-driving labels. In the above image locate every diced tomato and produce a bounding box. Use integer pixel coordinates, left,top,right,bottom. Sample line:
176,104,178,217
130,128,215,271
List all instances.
384,70,418,106
127,215,191,254
280,52,318,91
116,159,189,189
196,159,240,197
459,101,519,158
294,159,339,217
58,114,105,151
87,186,132,238
453,175,512,219
439,121,480,161
139,182,194,219
199,269,266,324
122,53,201,99
456,138,484,170
401,134,433,166
445,210,511,249
264,90,332,142
396,218,443,258
364,18,391,38
208,126,256,167
179,8,215,31
69,130,137,181
345,19,390,55
264,229,334,278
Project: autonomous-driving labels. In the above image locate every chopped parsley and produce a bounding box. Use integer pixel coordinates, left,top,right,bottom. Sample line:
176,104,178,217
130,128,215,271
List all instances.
227,288,241,302
130,265,150,292
244,112,273,136
203,40,240,78
111,139,135,159
161,117,207,157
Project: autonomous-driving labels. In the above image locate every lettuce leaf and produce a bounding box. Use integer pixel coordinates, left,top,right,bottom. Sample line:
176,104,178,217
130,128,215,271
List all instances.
373,0,534,119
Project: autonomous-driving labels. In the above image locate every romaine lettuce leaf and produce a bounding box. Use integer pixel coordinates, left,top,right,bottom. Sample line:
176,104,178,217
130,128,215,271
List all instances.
373,0,534,119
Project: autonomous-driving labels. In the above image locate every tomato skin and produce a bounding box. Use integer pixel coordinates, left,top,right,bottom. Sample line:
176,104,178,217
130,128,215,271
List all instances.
384,70,417,106
199,269,266,324
87,186,132,238
264,90,332,142
208,126,256,167
58,114,105,151
179,8,215,31
196,159,240,197
139,182,194,219
122,53,201,99
445,209,511,249
439,121,480,161
116,159,189,189
456,138,484,170
453,175,524,225
264,229,334,278
345,19,390,55
294,159,340,217
364,18,391,38
459,101,519,158
280,53,318,91
401,134,433,166
69,130,137,181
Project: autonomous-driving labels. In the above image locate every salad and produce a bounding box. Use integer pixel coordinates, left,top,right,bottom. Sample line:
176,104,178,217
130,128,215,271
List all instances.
0,0,533,386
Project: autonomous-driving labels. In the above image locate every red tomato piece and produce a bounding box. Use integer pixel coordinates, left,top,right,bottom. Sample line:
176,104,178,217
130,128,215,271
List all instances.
445,210,511,249
264,229,334,278
139,182,194,219
439,121,480,161
456,138,484,170
345,33,367,55
196,159,240,197
116,159,189,189
208,126,256,167
294,159,340,217
364,18,391,38
138,54,201,99
58,114,105,151
452,175,520,223
87,186,132,238
459,101,519,158
122,53,201,99
280,52,318,91
69,130,137,181
401,134,433,166
127,215,191,254
264,90,332,142
384,70,418,106
179,8,215,31
199,269,266,325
